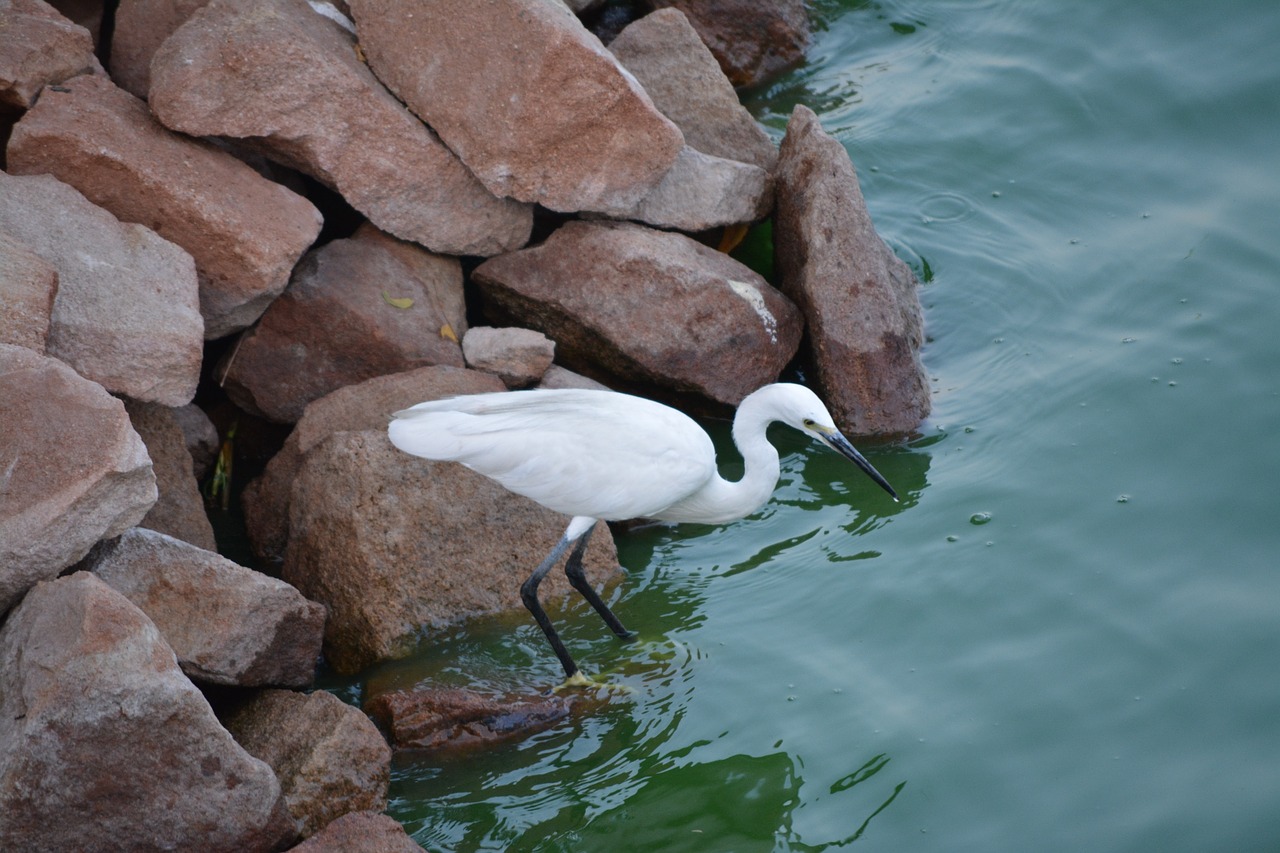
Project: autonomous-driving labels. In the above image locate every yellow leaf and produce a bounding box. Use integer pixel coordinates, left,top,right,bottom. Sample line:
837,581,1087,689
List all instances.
382,292,414,309
440,323,459,343
718,223,750,253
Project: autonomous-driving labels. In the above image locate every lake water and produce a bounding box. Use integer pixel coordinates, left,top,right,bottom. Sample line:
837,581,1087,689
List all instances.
336,1,1280,849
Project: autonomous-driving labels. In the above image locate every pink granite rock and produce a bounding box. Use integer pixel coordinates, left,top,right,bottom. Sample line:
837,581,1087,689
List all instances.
123,399,217,551
473,220,802,405
0,573,296,851
109,0,209,97
462,326,556,389
8,74,323,338
82,527,325,687
0,344,156,614
290,811,424,853
609,8,777,171
0,0,97,110
149,0,531,257
348,0,684,213
774,106,930,435
0,231,57,353
218,225,468,423
0,171,203,404
650,0,809,89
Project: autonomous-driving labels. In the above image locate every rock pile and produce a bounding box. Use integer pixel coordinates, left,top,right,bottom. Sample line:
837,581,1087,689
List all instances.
1,0,929,848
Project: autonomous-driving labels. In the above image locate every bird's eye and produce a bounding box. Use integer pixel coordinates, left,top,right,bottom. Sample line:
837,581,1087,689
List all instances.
803,418,816,428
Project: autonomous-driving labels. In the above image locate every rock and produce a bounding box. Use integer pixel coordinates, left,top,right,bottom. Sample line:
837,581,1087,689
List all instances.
123,399,217,550
539,364,611,391
649,0,809,89
218,225,467,424
109,0,209,97
609,8,777,171
0,573,296,851
587,145,772,230
462,326,556,389
81,528,325,687
0,231,57,353
0,171,203,405
174,402,220,479
282,429,621,674
149,0,532,257
0,0,97,111
222,689,391,839
242,365,505,566
774,106,930,434
290,811,424,853
348,0,684,213
8,74,323,339
365,687,600,753
473,220,802,405
0,344,156,614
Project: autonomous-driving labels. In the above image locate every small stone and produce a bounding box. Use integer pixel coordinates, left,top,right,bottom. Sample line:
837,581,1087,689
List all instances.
290,811,424,853
462,326,556,389
123,399,217,551
0,0,97,110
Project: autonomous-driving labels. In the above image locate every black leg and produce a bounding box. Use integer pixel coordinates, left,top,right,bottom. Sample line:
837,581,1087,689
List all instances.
521,535,580,679
564,523,636,640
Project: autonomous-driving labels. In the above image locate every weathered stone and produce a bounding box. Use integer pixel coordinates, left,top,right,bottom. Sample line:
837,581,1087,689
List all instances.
610,8,777,170
283,429,621,674
0,344,156,614
0,573,296,851
774,106,930,435
538,364,611,391
650,0,809,88
0,231,57,353
8,74,323,339
462,326,555,389
348,0,684,213
219,225,467,423
0,0,96,110
0,171,203,404
174,402,220,479
473,219,802,405
243,366,505,566
588,145,772,230
123,399,217,550
290,811,424,853
149,0,531,257
46,0,104,44
223,689,390,838
82,528,325,687
109,0,209,97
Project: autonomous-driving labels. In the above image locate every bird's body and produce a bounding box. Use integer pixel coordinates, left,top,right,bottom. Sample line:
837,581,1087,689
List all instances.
389,383,896,682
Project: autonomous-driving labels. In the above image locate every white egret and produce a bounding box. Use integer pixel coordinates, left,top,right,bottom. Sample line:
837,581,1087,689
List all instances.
388,383,897,682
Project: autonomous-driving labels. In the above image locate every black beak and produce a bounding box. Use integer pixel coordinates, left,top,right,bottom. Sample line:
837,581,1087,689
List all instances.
822,430,899,501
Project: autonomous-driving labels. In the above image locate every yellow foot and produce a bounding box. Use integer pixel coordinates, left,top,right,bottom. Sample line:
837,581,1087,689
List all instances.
553,670,636,695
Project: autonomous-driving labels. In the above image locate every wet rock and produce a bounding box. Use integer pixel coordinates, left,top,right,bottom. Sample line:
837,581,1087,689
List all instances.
123,399,217,551
0,171,203,405
0,344,156,614
0,0,96,111
242,366,505,566
149,0,532,257
290,811,424,853
539,364,612,391
366,687,598,753
774,106,930,434
0,231,57,353
650,0,809,89
109,0,209,97
82,528,325,687
348,0,684,213
282,429,620,674
8,74,323,339
473,219,802,405
0,573,296,851
174,402,220,479
462,326,556,389
218,225,467,424
610,8,777,171
223,689,391,839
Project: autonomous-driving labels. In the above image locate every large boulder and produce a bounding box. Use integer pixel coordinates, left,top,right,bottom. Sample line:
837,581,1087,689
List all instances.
0,344,155,614
81,528,325,687
649,0,809,89
123,399,217,550
0,573,295,851
242,365,506,566
473,219,802,405
348,0,684,213
8,74,323,339
282,428,621,674
218,225,468,424
222,689,391,839
149,0,532,257
774,106,930,435
0,231,57,353
0,0,97,110
0,171,203,405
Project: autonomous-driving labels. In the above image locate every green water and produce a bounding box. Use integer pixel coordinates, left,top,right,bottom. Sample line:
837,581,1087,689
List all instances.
348,1,1280,849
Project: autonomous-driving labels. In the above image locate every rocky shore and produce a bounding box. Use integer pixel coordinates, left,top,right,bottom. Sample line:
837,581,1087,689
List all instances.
1,0,929,848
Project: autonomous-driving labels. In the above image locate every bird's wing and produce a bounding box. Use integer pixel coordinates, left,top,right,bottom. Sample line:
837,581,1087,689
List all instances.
388,389,717,520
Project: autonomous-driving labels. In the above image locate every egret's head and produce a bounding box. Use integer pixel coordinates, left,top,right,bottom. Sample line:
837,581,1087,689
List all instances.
772,384,899,501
